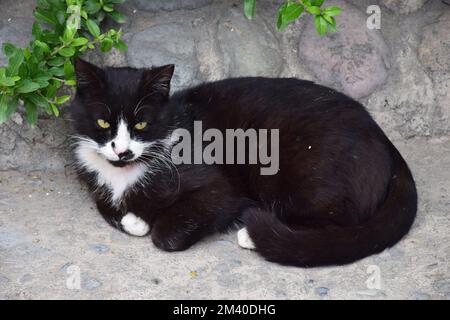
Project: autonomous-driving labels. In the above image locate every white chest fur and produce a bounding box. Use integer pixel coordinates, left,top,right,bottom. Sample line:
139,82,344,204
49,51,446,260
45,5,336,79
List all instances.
75,144,147,205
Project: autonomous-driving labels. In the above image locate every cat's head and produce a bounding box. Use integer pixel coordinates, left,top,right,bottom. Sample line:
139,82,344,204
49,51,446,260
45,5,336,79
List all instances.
71,59,174,167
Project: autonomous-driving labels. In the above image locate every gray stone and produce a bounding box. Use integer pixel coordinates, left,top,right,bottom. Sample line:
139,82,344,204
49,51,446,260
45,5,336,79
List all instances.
413,292,431,300
431,72,450,136
0,18,33,66
0,275,10,285
418,11,450,72
82,277,102,291
127,23,199,91
0,118,71,171
19,273,34,284
382,0,429,14
367,43,435,138
216,8,283,78
433,279,450,298
315,287,329,296
89,244,110,254
299,0,390,99
132,0,212,12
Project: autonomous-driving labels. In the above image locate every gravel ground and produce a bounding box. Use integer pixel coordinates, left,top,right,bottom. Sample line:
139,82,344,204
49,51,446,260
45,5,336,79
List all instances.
0,137,449,300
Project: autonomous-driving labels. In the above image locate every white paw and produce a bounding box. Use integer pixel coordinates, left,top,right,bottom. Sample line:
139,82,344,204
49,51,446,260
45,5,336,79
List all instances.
237,228,256,250
121,213,150,236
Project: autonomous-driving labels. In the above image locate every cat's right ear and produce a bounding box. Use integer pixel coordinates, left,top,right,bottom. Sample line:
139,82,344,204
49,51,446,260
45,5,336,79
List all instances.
74,58,105,91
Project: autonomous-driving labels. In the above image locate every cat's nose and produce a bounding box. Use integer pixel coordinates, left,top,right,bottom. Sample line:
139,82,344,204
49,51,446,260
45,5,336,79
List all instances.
117,150,134,161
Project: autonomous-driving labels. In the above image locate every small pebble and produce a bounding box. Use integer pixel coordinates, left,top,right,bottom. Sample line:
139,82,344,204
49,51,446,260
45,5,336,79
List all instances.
89,244,109,254
82,277,102,291
315,287,329,296
0,276,10,285
19,274,33,284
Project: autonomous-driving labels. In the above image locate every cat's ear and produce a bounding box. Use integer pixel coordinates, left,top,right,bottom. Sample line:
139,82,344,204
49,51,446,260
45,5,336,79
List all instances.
74,58,105,90
142,64,175,98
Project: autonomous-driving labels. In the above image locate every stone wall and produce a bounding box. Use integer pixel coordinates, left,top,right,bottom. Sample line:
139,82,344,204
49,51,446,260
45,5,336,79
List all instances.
1,0,449,171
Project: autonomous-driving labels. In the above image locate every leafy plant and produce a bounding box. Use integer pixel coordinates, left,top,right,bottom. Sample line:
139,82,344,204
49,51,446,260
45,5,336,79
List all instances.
0,0,128,126
244,0,342,35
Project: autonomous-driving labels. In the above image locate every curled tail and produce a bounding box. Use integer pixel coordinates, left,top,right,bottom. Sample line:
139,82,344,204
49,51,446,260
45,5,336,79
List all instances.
244,149,417,267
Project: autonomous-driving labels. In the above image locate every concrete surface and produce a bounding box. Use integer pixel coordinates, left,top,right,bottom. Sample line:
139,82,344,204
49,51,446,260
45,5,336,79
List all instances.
1,137,449,299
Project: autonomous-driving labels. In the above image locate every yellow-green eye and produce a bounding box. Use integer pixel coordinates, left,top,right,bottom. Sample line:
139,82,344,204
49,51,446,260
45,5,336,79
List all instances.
97,119,110,129
134,122,147,130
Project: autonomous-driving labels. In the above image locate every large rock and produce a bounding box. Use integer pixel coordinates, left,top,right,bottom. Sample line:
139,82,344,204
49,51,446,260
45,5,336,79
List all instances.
382,0,428,14
431,72,450,136
216,8,283,78
127,23,200,91
131,0,212,12
0,19,33,66
418,11,450,72
0,115,70,171
367,45,435,138
299,0,390,99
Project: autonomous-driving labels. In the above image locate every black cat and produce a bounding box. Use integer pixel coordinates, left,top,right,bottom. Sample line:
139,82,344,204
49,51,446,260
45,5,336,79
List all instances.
71,58,417,267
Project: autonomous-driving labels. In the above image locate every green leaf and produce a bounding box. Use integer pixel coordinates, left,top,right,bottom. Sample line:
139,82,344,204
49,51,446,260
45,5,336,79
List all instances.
114,39,128,51
34,8,58,26
65,79,77,86
323,6,342,17
49,67,65,77
103,5,114,12
56,10,66,25
24,99,38,126
58,47,76,57
27,92,50,109
33,40,51,53
48,57,65,66
16,80,41,93
56,95,71,105
86,19,101,37
306,6,321,15
71,37,89,46
84,0,102,14
108,11,126,23
244,0,256,20
63,27,77,43
64,60,75,78
6,48,25,77
0,77,16,87
0,94,8,123
314,15,328,36
2,97,19,123
100,38,114,52
310,0,325,6
322,14,335,26
3,43,17,58
50,103,60,117
277,2,304,31
32,22,42,39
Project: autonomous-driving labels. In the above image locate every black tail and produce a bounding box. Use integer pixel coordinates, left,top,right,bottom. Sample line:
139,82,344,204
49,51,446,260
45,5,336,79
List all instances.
244,149,417,267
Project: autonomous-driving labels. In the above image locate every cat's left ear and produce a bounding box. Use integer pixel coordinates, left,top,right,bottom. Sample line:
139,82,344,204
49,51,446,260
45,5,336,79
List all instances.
142,64,175,98
74,58,105,91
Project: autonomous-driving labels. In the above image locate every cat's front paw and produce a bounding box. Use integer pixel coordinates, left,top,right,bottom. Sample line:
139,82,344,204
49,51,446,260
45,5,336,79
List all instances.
237,228,256,250
120,212,150,236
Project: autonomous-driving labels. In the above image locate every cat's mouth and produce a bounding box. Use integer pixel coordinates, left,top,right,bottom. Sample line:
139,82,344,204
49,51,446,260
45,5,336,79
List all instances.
108,159,136,168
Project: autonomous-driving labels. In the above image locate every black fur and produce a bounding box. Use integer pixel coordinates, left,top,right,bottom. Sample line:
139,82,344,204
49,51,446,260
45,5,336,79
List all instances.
71,59,417,267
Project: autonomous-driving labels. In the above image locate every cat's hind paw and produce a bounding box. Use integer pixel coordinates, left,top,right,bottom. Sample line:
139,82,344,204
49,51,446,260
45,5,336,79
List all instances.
237,228,256,250
121,212,150,236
